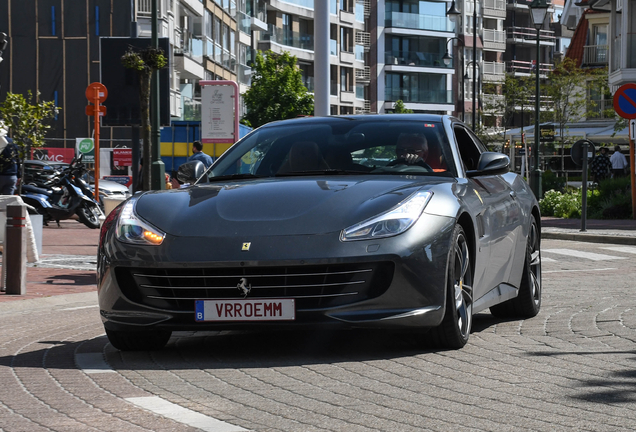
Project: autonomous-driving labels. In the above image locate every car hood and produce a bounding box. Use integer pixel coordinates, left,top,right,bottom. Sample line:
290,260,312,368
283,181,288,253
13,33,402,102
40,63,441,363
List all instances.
134,176,452,237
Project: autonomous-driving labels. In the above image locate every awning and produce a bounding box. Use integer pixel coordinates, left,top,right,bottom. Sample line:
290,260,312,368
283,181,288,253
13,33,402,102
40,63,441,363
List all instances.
501,121,628,144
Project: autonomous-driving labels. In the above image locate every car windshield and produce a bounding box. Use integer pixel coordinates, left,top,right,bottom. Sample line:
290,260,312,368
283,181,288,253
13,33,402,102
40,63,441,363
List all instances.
208,118,457,179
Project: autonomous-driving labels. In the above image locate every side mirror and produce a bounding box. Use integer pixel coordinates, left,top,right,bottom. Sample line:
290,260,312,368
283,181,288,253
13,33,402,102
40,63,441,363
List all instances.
177,161,208,185
466,152,510,177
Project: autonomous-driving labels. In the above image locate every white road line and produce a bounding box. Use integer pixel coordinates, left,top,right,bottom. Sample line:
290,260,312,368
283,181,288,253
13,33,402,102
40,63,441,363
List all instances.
543,267,617,274
542,249,627,261
125,396,248,432
601,246,636,254
61,305,99,311
75,353,116,374
542,257,556,262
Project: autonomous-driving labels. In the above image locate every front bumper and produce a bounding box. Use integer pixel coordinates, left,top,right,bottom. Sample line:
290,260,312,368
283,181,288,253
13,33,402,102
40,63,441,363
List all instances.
98,213,456,332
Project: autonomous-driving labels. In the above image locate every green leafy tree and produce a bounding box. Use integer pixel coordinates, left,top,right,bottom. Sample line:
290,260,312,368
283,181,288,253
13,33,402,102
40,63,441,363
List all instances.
481,74,533,144
391,100,413,113
244,50,314,128
0,91,58,194
121,46,167,191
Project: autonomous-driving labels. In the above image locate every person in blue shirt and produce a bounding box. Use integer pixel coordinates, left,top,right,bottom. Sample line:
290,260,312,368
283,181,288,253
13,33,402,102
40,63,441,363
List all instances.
188,141,213,168
0,137,19,195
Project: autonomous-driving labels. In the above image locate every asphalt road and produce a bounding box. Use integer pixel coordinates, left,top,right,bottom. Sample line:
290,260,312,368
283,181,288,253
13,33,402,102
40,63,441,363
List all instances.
2,238,636,431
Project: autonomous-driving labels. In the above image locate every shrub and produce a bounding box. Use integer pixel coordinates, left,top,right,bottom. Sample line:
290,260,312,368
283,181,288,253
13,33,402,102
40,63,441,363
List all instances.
588,176,632,219
539,188,597,219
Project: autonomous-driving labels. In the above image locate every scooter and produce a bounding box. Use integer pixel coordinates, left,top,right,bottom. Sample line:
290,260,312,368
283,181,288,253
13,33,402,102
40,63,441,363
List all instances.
20,156,104,229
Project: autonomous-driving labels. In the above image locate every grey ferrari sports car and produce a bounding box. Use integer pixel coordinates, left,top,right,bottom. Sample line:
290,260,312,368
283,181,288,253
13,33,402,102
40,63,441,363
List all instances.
97,114,542,351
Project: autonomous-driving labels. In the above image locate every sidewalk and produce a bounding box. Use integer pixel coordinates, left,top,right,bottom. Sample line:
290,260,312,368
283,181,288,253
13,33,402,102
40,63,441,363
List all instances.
1,216,636,303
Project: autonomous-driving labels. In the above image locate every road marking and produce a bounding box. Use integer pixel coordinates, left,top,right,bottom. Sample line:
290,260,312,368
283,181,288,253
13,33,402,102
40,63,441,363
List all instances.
61,305,99,311
542,249,627,261
542,257,556,262
543,267,617,274
75,353,116,374
125,397,248,432
601,246,636,254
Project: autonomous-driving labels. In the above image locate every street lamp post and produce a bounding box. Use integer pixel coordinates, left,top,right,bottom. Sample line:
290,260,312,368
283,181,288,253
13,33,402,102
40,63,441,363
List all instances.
529,0,548,199
442,37,465,121
464,61,481,125
446,0,478,130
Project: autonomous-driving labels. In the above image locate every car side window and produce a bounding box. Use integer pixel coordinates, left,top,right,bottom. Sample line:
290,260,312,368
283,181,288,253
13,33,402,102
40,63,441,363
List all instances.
454,126,484,171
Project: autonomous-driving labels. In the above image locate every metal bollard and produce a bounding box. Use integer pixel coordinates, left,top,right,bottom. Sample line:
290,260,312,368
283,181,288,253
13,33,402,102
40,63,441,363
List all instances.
2,204,27,295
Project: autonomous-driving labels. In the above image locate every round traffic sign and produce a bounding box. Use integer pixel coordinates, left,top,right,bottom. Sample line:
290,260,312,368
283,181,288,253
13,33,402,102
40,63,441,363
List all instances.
85,82,108,103
571,139,595,167
613,83,636,119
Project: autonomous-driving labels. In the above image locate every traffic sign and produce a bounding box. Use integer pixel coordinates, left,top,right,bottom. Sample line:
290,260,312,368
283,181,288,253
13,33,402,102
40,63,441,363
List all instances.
631,119,636,140
571,139,595,167
85,82,108,103
85,105,107,116
613,83,636,119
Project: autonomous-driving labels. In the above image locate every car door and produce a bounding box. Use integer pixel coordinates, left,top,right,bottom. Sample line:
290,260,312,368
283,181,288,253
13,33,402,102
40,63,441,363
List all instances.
453,125,523,299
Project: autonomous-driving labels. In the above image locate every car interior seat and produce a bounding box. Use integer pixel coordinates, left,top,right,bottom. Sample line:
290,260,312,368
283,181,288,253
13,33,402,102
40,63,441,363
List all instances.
278,141,329,173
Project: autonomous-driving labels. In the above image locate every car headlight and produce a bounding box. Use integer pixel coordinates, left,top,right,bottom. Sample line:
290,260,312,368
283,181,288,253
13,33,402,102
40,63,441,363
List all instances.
116,198,166,245
340,190,433,241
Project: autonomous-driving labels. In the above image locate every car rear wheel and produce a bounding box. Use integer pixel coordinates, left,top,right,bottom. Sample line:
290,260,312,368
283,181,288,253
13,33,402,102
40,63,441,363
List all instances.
105,329,172,351
490,214,541,318
429,224,473,349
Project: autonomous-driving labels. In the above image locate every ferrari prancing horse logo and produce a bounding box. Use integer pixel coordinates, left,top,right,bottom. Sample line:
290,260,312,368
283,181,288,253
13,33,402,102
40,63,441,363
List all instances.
237,277,252,298
242,242,251,251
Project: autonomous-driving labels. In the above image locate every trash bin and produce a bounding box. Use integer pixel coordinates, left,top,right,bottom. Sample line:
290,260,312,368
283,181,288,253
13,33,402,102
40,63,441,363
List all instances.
102,196,127,217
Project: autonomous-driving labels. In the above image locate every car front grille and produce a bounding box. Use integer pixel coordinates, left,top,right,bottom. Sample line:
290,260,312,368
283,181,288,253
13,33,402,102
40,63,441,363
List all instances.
115,262,394,312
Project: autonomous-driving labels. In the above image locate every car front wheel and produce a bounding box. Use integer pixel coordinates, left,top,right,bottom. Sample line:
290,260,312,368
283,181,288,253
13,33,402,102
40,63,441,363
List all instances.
429,224,473,349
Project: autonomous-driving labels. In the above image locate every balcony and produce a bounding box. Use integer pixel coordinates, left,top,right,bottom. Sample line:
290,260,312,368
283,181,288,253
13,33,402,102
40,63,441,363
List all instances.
341,91,355,103
340,50,355,64
385,12,455,33
385,88,453,104
355,67,370,83
507,59,553,77
483,0,506,18
385,50,451,68
340,9,355,24
483,29,506,51
583,45,609,66
483,61,505,82
259,24,314,51
355,31,370,50
507,27,556,46
303,76,315,93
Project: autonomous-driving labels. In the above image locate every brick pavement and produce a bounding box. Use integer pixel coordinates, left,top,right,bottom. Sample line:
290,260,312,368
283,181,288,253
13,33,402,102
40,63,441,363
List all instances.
0,219,99,302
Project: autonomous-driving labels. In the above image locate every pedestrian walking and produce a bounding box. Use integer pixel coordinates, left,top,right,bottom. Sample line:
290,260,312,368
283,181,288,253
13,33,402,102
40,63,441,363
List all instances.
590,147,611,184
0,136,19,195
188,141,214,168
610,145,628,178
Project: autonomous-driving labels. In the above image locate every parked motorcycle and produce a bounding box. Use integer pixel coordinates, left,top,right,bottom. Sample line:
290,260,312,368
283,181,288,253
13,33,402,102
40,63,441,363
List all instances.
20,155,104,229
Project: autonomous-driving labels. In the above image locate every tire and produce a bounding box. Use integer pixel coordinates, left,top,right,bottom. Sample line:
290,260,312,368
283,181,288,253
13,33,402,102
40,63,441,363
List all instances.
490,214,541,318
77,202,101,229
428,224,473,349
105,329,172,351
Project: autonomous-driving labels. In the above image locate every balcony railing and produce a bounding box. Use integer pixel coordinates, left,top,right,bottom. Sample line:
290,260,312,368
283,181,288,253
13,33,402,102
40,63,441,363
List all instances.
587,99,614,119
583,45,608,65
385,12,455,32
483,29,506,44
507,60,553,75
355,67,370,82
507,26,556,43
484,0,506,11
385,50,451,68
385,88,453,104
279,0,313,8
261,24,314,51
483,61,505,75
176,35,203,63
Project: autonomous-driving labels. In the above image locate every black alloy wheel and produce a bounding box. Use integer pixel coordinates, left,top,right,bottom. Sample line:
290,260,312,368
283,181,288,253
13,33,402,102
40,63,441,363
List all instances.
429,224,473,349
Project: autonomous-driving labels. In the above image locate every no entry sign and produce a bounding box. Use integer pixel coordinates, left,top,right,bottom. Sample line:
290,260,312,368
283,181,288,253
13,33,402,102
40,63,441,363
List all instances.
613,83,636,119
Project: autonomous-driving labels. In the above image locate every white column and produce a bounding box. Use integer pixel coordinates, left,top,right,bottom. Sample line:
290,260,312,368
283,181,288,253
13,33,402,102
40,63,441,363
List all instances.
314,1,330,116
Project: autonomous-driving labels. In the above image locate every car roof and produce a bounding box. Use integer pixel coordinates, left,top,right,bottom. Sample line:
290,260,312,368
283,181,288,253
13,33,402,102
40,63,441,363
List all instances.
262,114,457,128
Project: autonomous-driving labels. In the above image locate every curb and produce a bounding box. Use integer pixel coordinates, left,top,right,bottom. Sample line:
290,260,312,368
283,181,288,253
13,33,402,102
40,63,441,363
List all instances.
541,231,636,245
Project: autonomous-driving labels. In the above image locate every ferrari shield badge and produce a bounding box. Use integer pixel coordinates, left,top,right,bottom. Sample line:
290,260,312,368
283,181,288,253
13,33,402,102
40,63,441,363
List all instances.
242,242,251,251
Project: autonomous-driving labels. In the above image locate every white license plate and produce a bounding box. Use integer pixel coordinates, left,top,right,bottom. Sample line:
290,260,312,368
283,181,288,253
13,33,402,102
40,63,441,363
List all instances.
195,299,295,322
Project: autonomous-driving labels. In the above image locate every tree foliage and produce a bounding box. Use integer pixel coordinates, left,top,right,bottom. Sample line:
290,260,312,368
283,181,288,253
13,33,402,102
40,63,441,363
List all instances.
121,46,167,191
243,50,314,128
391,100,413,113
0,91,58,193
